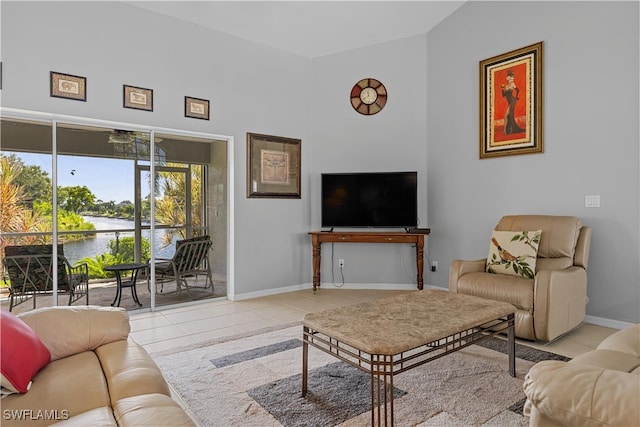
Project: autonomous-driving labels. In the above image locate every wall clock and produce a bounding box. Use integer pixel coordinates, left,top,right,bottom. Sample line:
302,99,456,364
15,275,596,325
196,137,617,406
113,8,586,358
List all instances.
350,78,387,115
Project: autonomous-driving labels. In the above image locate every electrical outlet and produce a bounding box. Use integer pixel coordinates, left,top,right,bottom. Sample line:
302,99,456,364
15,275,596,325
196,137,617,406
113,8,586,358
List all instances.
431,261,438,272
338,259,345,268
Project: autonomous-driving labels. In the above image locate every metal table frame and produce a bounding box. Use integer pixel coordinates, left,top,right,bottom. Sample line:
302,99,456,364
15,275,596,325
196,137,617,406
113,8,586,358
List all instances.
302,314,515,427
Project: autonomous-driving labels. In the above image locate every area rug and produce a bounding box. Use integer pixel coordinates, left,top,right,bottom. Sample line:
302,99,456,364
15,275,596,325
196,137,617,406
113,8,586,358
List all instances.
150,325,569,427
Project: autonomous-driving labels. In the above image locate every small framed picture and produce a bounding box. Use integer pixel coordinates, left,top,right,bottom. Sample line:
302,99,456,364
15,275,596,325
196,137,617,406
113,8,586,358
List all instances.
123,85,153,111
50,71,86,101
185,96,210,120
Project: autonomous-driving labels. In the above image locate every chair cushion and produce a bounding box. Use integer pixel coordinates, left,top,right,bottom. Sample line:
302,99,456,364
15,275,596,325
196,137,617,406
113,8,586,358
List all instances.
456,272,533,311
486,230,541,279
0,310,51,393
495,215,582,259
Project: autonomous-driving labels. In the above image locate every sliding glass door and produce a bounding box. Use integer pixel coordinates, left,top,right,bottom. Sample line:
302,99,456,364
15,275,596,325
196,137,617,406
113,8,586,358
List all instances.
0,110,229,313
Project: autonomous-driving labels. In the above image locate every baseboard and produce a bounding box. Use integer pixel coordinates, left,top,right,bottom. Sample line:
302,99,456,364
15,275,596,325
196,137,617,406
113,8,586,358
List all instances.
583,315,634,330
230,282,437,301
231,285,634,330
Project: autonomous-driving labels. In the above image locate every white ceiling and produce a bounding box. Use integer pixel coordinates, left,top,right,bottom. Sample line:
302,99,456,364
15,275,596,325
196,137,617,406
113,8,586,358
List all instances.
124,1,466,58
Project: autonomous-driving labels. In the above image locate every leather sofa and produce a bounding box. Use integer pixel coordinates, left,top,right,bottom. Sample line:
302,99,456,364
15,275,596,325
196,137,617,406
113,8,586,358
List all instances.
523,323,640,427
449,215,591,341
1,305,196,426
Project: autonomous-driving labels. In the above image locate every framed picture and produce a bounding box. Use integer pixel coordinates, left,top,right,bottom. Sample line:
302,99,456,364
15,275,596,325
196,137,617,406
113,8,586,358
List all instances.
123,85,153,111
247,132,301,199
50,71,86,101
185,96,210,120
479,41,543,159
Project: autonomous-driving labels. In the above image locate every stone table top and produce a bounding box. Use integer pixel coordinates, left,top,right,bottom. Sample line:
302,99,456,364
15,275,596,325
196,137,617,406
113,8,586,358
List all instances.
302,289,515,355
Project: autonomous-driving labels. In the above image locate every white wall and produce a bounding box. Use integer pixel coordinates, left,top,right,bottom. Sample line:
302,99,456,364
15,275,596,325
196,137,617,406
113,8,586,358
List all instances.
426,1,640,323
0,1,312,296
309,35,429,286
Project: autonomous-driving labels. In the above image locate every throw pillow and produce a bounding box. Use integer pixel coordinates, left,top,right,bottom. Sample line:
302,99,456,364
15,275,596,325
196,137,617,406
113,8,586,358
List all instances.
0,310,51,394
486,230,541,279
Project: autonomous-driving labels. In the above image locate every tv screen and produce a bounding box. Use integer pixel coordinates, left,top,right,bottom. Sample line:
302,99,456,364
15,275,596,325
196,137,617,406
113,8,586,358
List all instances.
321,172,418,228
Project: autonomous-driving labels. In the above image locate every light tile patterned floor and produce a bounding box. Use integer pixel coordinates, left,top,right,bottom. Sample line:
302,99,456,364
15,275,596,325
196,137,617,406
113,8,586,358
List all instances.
129,288,617,358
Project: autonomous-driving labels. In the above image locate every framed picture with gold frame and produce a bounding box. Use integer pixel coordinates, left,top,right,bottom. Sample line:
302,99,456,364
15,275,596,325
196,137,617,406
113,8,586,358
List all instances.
50,71,86,101
247,132,301,199
479,41,543,159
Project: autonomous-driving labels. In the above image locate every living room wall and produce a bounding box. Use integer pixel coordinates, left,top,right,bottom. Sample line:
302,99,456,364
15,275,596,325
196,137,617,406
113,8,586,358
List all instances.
426,1,640,324
0,1,312,297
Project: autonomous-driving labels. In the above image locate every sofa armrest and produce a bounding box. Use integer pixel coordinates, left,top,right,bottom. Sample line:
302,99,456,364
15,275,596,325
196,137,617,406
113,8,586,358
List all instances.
449,259,485,292
523,360,640,427
532,266,587,341
18,305,130,361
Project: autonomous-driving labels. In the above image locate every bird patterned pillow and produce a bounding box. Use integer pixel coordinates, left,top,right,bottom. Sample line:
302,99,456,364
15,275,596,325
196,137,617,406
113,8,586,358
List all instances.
486,230,542,279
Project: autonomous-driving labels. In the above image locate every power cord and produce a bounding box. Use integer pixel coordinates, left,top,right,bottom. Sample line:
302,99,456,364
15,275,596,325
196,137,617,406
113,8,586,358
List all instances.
330,243,345,287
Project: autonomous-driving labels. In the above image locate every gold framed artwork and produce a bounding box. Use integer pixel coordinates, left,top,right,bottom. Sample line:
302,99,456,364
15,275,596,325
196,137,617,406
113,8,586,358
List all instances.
123,85,153,111
50,71,86,101
479,41,543,159
247,132,301,199
185,96,210,120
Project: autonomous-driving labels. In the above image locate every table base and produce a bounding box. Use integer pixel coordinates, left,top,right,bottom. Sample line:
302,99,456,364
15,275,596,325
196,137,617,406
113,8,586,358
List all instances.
302,314,515,427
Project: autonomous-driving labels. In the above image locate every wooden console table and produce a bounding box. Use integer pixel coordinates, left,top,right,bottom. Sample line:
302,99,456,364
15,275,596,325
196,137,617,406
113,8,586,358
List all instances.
309,230,430,292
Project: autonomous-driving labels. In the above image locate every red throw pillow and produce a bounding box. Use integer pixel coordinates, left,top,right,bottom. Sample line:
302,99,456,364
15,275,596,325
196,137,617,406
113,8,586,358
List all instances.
1,309,51,393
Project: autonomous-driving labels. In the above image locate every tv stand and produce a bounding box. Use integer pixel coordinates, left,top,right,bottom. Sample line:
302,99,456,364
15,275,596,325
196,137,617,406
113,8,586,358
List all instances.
308,230,430,292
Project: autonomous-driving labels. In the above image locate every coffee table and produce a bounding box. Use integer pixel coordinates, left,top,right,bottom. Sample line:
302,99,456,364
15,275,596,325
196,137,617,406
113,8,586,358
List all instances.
301,289,516,426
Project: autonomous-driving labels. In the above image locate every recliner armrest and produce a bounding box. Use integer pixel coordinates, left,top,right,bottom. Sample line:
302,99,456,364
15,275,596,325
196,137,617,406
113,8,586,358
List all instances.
449,259,485,292
533,267,588,341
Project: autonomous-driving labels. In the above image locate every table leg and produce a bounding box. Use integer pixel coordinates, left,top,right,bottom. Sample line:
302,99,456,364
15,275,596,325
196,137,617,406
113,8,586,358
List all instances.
416,236,424,290
111,272,122,307
130,269,142,306
508,313,516,377
311,237,321,292
371,354,394,426
301,326,309,397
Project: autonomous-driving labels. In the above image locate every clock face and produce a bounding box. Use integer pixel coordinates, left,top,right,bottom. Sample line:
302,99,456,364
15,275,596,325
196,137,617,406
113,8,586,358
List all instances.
350,78,387,115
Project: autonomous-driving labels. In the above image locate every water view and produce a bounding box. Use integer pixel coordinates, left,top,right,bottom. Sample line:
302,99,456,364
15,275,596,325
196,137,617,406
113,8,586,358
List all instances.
63,216,178,265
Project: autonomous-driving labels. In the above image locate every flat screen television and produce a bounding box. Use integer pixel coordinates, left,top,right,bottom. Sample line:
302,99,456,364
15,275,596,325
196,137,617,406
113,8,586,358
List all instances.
321,171,418,229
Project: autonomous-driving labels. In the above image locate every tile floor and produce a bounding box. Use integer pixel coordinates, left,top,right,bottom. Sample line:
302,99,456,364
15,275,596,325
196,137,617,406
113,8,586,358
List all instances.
129,288,618,358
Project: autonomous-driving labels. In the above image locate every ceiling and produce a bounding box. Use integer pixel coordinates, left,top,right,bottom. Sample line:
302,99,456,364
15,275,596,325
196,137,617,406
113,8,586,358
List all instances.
124,1,466,58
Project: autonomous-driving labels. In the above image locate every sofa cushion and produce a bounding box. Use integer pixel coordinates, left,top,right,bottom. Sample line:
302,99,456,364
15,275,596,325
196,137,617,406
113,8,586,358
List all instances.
570,349,640,373
50,407,117,426
486,230,541,278
597,323,640,356
18,305,130,361
1,310,51,393
524,360,640,427
96,339,171,404
0,351,111,426
113,393,196,426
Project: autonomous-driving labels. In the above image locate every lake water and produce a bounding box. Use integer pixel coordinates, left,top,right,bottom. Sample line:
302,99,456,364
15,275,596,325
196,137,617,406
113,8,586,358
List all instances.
63,216,178,264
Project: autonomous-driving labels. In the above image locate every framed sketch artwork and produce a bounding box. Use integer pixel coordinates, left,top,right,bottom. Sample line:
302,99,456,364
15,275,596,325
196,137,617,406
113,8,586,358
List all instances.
246,133,301,199
185,96,210,120
479,42,544,158
123,85,153,111
50,71,87,101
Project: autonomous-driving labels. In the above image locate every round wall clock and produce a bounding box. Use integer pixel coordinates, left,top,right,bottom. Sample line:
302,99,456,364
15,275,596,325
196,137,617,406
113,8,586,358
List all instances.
350,78,387,115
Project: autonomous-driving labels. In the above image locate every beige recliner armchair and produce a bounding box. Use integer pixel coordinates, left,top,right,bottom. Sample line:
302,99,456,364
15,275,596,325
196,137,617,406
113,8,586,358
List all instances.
449,215,591,341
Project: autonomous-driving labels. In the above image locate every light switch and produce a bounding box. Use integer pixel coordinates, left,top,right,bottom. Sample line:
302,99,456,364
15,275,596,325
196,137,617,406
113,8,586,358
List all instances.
585,195,600,208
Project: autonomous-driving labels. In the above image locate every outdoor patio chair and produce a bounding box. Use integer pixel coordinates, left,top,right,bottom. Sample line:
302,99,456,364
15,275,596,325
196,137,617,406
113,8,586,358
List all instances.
3,244,90,311
148,235,214,297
